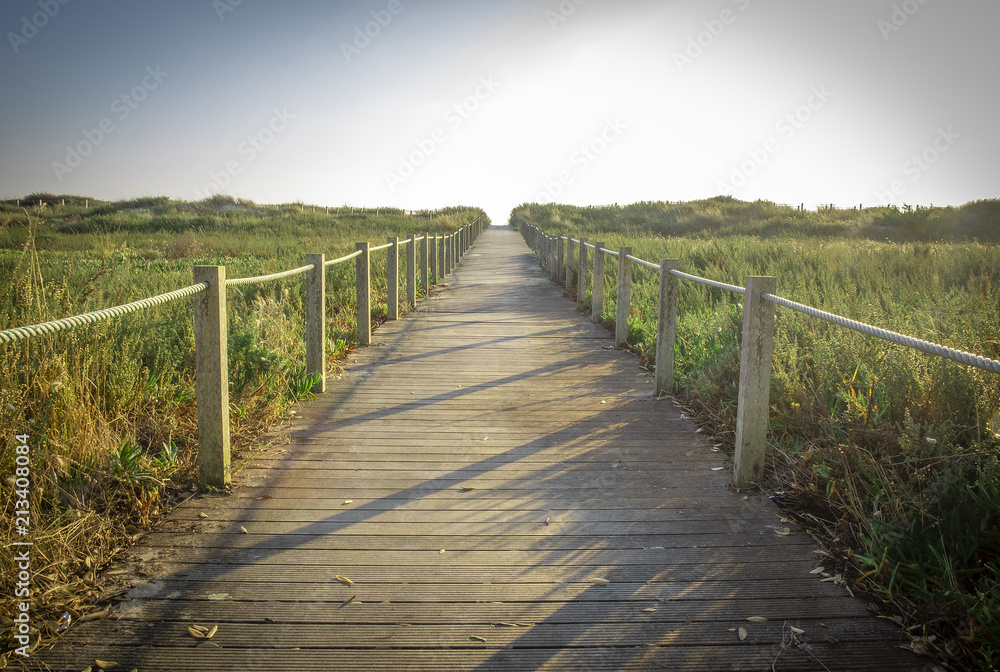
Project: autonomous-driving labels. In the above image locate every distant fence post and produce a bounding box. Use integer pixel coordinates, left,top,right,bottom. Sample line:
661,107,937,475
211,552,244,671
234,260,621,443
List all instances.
654,259,680,398
592,243,605,324
193,265,231,487
407,233,417,308
615,247,632,349
356,242,371,346
565,236,575,289
387,237,399,321
577,238,588,311
429,233,438,281
555,236,565,282
733,276,777,489
306,254,326,394
420,233,429,294
438,234,445,280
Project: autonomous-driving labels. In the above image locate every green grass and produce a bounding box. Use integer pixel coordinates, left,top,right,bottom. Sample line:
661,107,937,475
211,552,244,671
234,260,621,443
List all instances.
514,197,1000,671
0,194,486,658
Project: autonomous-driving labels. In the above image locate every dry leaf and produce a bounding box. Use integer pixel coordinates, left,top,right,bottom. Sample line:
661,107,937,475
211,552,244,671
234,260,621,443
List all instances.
820,574,843,583
205,625,218,639
685,615,692,623
746,616,767,622
343,500,353,505
738,627,748,640
789,626,805,635
336,575,354,586
470,635,487,643
711,466,725,471
809,567,825,574
439,549,446,554
460,487,475,492
188,626,206,638
197,641,221,649
775,528,793,536
198,512,208,519
823,634,839,644
642,608,657,612
258,494,273,500
95,662,117,671
240,526,249,534
589,578,610,585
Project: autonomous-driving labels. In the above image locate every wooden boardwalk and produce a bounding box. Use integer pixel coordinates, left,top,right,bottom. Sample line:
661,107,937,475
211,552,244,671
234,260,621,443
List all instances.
25,226,926,671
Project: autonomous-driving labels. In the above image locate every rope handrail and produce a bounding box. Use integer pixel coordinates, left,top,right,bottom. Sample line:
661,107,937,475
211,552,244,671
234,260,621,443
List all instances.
626,254,659,271
669,269,746,295
603,249,620,258
762,292,1000,375
226,264,315,287
370,243,393,253
0,282,209,345
325,250,363,266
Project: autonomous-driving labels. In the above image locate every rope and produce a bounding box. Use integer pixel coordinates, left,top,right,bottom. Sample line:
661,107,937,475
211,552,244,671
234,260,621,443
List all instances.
669,269,746,295
226,264,314,287
626,255,660,271
762,293,1000,375
0,282,209,345
325,250,363,266
369,243,393,252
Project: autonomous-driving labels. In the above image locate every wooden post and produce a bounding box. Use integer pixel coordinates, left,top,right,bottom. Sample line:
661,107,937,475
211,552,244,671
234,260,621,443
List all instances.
565,236,575,289
438,234,445,280
420,233,429,294
555,236,564,282
407,234,417,308
306,254,326,393
355,242,371,346
387,237,399,321
733,276,777,489
615,248,632,349
577,238,588,311
193,266,231,487
592,243,605,324
654,259,680,398
429,233,438,282
446,233,453,275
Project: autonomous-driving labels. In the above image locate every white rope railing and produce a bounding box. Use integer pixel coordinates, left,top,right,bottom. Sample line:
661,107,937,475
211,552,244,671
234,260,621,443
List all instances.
226,264,315,287
325,250,363,266
669,269,746,295
0,282,209,345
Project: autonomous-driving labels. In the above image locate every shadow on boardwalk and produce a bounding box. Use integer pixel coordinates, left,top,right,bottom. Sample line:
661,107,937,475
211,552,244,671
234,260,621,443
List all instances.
17,227,928,671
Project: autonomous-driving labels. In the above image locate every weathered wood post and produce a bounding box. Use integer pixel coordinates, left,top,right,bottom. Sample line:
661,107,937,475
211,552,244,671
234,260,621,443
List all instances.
438,234,445,280
429,233,438,282
654,259,680,398
733,276,777,489
565,235,575,289
407,234,417,309
577,238,588,311
306,254,326,393
420,233,429,294
592,243,605,324
386,237,399,321
445,233,452,276
193,265,231,487
615,248,632,349
355,242,371,346
555,236,565,282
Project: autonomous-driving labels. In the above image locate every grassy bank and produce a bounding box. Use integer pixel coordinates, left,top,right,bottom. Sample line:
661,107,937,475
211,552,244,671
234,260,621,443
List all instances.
513,197,1000,671
0,194,487,659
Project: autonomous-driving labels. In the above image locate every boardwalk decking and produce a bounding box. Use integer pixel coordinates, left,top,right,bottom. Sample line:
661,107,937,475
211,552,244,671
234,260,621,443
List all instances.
25,226,926,671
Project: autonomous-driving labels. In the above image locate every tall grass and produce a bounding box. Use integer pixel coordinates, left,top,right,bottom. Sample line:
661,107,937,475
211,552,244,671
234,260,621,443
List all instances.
514,198,1000,671
0,195,486,658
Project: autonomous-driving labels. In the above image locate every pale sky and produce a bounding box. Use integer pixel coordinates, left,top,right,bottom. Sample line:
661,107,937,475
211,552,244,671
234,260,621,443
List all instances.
1,0,996,226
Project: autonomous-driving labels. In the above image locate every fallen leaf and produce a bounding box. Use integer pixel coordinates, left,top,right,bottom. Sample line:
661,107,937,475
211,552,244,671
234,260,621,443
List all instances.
789,626,805,635
342,500,353,505
95,662,117,671
823,634,839,644
642,608,656,613
746,616,767,622
460,487,475,492
711,467,725,471
188,626,206,638
439,549,446,554
738,627,748,640
240,526,249,534
197,641,220,649
198,512,208,519
470,635,487,643
775,528,793,536
820,574,843,583
589,578,610,585
545,517,550,525
336,575,354,586
809,567,825,574
205,625,218,639
258,494,273,500
685,615,692,623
